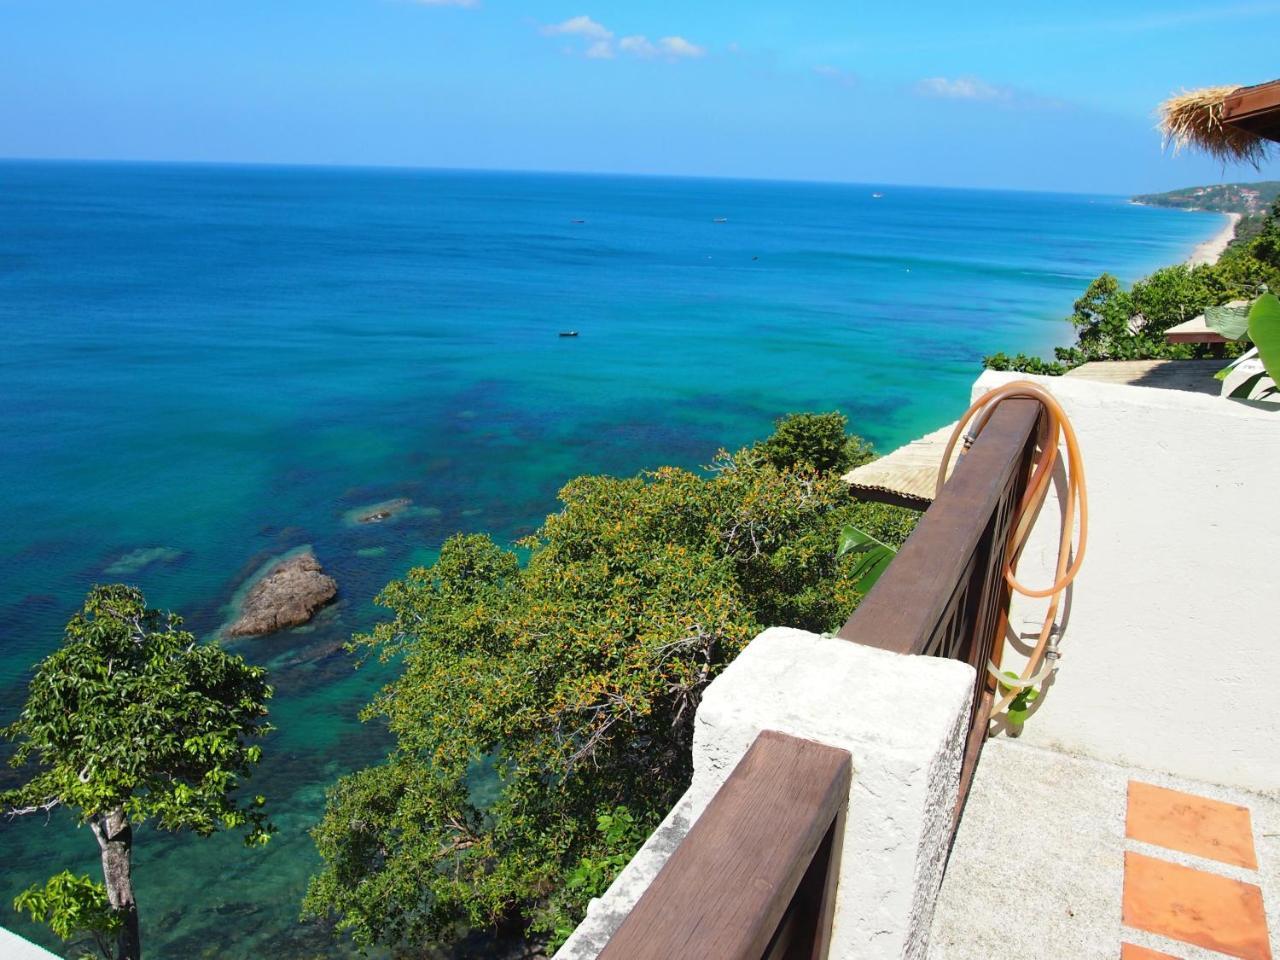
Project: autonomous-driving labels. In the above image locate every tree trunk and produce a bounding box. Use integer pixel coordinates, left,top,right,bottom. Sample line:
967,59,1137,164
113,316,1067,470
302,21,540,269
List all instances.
91,807,141,960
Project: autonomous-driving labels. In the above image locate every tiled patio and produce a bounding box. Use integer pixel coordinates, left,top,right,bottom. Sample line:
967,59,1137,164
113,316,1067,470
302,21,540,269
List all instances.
930,738,1279,960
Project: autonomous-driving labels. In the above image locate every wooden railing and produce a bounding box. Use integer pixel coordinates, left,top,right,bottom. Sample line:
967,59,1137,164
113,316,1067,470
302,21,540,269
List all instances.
597,732,851,960
837,397,1042,806
589,399,1042,959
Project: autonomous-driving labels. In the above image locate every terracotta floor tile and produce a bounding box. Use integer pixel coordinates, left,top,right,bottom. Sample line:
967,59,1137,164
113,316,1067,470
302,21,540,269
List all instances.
1128,781,1259,869
1121,943,1182,959
1123,851,1272,960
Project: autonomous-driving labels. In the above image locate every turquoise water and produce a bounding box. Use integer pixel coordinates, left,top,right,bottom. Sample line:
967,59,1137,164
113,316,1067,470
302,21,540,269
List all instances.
0,161,1224,957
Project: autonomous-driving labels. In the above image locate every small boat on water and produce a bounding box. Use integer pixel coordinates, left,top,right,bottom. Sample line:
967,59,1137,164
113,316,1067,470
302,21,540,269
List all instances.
871,192,884,199
559,331,579,338
713,217,728,223
571,218,586,224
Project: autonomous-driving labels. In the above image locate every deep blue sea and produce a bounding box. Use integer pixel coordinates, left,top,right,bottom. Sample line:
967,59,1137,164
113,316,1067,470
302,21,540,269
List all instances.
0,161,1225,957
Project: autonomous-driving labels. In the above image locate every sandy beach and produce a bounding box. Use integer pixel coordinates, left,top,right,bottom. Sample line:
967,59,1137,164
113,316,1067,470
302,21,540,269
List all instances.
1187,212,1242,266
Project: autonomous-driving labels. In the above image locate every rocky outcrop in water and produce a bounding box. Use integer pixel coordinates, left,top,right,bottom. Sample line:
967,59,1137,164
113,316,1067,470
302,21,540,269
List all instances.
344,497,412,526
226,551,337,637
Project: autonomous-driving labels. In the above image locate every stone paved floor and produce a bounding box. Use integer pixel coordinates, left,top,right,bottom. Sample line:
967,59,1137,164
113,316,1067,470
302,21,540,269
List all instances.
930,738,1279,960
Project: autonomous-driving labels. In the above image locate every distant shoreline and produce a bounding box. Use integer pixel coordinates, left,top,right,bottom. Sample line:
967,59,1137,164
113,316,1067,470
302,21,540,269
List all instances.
1186,212,1242,267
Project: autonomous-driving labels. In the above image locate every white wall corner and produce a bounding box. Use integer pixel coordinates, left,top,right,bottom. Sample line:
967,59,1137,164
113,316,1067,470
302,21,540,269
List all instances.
692,627,974,960
555,627,974,960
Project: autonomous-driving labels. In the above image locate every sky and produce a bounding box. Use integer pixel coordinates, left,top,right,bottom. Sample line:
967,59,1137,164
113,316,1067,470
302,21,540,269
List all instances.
2,0,1278,193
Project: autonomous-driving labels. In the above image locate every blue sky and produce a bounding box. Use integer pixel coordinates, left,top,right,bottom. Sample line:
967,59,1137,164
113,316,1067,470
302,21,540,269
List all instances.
2,0,1278,192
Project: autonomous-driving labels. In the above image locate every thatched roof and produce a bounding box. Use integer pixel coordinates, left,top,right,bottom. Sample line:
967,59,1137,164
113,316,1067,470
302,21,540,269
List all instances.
1158,84,1275,166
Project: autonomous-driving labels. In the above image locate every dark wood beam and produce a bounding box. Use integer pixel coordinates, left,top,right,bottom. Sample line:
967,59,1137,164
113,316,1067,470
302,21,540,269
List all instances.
1223,79,1280,144
597,731,851,960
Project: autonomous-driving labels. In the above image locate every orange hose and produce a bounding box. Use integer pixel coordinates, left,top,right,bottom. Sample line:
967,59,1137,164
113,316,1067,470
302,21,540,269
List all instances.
935,381,1088,720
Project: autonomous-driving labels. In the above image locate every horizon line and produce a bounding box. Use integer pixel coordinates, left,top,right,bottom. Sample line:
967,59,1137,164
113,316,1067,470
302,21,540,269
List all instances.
0,153,1231,200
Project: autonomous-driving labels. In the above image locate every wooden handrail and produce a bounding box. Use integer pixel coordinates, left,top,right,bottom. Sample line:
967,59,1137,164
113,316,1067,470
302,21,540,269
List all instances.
597,731,851,960
837,398,1040,655
838,397,1042,811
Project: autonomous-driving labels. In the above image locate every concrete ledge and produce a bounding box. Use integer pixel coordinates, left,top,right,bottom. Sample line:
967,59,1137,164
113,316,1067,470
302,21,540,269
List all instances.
556,627,976,960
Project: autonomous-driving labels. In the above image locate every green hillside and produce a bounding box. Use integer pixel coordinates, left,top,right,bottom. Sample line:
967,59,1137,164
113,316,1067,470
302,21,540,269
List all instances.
1133,181,1280,215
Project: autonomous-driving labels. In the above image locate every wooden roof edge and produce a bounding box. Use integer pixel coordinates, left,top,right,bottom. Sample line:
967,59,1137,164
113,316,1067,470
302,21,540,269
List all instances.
845,482,933,511
1223,79,1280,144
1223,79,1280,122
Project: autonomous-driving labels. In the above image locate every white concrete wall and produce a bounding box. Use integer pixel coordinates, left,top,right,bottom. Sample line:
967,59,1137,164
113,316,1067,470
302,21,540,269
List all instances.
975,371,1280,791
556,627,975,960
0,927,60,960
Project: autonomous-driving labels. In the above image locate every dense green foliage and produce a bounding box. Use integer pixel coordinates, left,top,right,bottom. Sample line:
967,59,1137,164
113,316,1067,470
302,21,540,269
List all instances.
756,411,876,474
545,806,646,950
983,352,1070,376
304,414,917,953
984,198,1280,375
2,585,273,958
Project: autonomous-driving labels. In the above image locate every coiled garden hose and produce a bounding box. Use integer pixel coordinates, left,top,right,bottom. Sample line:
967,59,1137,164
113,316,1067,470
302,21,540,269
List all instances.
935,380,1088,723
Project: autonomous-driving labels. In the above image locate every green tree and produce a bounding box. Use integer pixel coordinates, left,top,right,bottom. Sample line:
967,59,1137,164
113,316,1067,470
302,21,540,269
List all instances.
755,411,875,473
1,585,274,960
986,201,1280,375
303,414,916,953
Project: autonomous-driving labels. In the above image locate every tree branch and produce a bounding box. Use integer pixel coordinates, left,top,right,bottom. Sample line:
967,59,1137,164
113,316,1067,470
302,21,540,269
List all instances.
4,797,61,821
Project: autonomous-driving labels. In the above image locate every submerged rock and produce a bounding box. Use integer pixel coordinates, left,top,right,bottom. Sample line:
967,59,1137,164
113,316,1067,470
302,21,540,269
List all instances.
104,545,184,577
226,551,337,638
345,497,412,526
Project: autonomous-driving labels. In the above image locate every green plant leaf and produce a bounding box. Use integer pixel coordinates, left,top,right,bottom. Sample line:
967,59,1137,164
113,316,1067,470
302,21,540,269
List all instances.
850,550,894,593
840,522,897,593
1205,303,1252,340
1228,371,1269,399
1248,293,1280,384
837,525,878,557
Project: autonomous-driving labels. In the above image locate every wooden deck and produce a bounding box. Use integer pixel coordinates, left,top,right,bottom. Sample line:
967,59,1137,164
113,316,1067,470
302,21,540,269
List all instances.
1064,360,1223,395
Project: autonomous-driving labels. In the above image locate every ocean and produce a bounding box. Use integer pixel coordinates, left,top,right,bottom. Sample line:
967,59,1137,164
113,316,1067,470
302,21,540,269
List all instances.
0,161,1225,957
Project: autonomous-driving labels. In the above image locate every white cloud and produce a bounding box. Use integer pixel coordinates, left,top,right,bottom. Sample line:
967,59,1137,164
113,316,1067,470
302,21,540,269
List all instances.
541,18,705,60
658,36,705,58
618,34,658,57
915,76,1011,101
616,33,704,59
542,15,613,40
